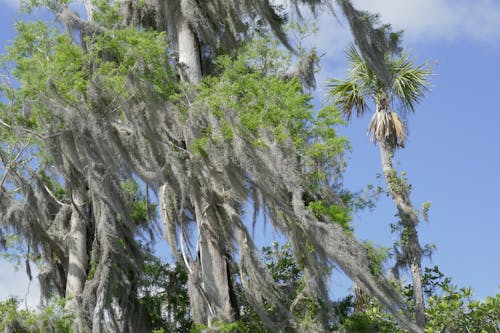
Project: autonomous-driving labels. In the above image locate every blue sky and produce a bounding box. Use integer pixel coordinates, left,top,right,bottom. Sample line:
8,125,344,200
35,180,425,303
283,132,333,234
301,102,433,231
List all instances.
0,0,499,307
315,0,500,299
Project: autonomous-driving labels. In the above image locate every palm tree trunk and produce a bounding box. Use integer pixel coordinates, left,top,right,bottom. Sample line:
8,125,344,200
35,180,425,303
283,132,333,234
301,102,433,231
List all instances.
379,140,426,328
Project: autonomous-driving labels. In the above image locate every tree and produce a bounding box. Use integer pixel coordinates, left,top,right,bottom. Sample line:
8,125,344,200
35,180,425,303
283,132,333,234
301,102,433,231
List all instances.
0,19,168,331
327,46,431,328
92,1,405,326
2,0,428,331
339,266,500,333
110,1,410,328
0,297,74,333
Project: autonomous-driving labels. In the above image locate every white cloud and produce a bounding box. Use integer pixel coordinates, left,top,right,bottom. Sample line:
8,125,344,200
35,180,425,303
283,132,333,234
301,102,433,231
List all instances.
0,260,40,308
298,0,500,84
300,0,500,58
352,0,500,44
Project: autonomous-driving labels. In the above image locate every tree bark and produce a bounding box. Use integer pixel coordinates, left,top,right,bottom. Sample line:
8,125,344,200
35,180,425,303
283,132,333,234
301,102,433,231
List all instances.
176,4,202,84
83,0,95,21
188,234,237,325
379,140,426,328
173,7,237,326
187,200,238,327
65,189,88,333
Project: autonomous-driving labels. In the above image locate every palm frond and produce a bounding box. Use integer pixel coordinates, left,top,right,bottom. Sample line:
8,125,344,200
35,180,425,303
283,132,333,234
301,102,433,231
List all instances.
390,54,430,113
390,110,406,146
346,45,375,90
327,78,368,121
346,45,364,68
368,110,406,147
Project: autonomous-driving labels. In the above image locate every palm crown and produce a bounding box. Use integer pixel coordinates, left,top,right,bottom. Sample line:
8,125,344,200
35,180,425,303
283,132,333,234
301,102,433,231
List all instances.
327,46,430,147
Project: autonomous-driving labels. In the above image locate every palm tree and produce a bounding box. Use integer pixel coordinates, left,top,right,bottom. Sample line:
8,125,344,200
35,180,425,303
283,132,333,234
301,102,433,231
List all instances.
327,46,430,328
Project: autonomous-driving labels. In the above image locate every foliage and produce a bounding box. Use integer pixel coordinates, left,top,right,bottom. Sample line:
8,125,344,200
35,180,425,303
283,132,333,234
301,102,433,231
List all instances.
338,266,500,333
195,39,353,234
139,254,192,333
423,267,500,333
140,252,500,333
121,180,157,226
203,241,346,332
198,54,313,147
2,241,498,333
262,242,303,288
257,242,336,330
88,27,175,98
198,34,349,157
241,243,499,333
307,200,352,232
1,14,357,331
233,242,307,332
4,21,85,125
4,2,495,332
0,297,73,333
0,253,193,333
421,201,431,223
363,241,389,276
1,19,174,131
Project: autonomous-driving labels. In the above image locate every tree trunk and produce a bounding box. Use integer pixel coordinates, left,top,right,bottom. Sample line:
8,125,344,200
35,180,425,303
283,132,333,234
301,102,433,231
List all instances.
174,8,237,326
188,234,237,325
200,221,237,324
65,189,88,333
187,200,238,327
176,3,202,84
379,140,426,328
83,0,95,21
